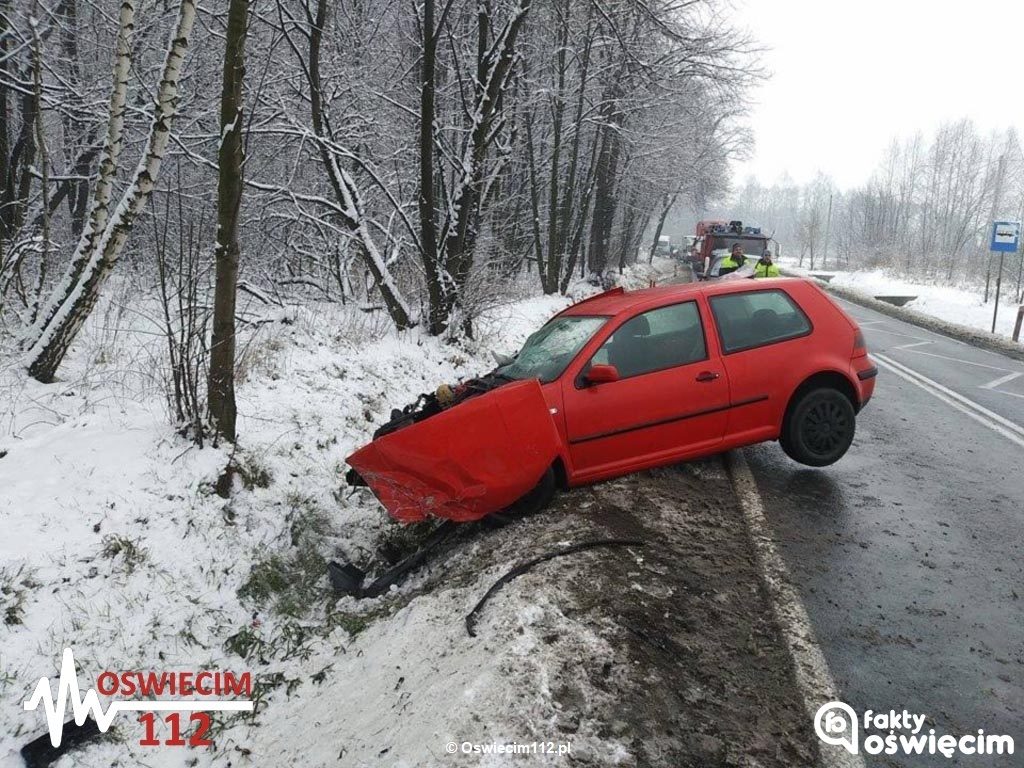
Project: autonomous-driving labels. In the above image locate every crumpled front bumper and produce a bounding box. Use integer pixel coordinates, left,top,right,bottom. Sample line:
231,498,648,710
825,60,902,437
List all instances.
346,380,561,523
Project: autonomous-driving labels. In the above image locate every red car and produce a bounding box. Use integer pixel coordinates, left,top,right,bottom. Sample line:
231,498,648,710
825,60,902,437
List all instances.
347,278,877,524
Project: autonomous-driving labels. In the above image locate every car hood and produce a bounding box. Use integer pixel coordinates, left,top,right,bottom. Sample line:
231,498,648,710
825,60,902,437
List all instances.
346,379,561,523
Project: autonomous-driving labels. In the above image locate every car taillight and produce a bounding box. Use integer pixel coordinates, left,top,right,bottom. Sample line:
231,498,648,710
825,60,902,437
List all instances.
853,329,867,358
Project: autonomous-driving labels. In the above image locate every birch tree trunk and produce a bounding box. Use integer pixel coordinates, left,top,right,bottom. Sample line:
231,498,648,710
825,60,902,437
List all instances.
22,0,135,349
207,0,248,443
26,0,196,383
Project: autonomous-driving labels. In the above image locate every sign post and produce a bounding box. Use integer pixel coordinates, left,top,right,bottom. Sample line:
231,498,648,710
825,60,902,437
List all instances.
990,221,1021,333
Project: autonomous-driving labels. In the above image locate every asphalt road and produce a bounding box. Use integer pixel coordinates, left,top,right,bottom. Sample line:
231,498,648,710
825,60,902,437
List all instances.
743,294,1024,766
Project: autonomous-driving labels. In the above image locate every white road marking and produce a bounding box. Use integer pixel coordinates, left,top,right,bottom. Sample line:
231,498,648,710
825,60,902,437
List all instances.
725,451,866,768
980,371,1023,390
873,353,1024,449
898,347,1013,373
892,340,932,350
833,297,970,347
845,298,1023,376
861,325,934,342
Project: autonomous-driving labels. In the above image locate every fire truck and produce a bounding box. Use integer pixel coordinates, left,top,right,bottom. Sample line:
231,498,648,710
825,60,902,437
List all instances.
690,220,775,278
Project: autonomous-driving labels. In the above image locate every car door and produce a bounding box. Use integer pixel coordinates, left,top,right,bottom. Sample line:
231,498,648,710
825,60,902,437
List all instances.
561,299,729,482
707,287,815,444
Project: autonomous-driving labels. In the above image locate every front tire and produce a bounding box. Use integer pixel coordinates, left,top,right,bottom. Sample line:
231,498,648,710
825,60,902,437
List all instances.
780,388,856,467
482,467,557,527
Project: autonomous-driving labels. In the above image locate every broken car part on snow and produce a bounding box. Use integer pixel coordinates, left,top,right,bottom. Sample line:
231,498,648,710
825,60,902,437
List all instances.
328,521,458,599
464,538,646,637
21,717,101,768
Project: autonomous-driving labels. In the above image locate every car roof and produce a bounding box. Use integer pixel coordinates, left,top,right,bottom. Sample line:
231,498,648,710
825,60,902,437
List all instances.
558,277,806,319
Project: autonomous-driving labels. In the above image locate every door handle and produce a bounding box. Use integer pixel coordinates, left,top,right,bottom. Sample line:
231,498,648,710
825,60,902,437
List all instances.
695,371,720,382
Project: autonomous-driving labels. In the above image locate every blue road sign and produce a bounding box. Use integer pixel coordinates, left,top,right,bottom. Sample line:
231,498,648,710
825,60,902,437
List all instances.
990,221,1021,253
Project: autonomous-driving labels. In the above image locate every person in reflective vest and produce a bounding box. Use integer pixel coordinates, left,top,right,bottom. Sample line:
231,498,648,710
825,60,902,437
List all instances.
754,251,780,278
718,244,746,275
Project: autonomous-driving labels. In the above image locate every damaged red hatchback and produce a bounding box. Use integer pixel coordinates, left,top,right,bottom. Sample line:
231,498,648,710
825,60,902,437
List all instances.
346,278,877,524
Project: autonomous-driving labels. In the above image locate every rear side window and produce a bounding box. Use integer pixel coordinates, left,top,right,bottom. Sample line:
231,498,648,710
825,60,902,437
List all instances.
709,289,811,353
588,301,707,379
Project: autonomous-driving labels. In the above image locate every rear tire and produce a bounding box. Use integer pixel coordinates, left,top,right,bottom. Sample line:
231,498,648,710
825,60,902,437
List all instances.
780,388,856,467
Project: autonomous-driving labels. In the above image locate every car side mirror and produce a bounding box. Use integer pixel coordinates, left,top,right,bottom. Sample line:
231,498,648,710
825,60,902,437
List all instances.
585,364,620,386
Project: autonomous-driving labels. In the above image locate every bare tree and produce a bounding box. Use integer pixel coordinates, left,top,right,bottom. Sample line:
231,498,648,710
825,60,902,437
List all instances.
2,0,759,384
20,0,134,342
278,0,414,330
727,121,1020,289
23,0,197,382
418,0,534,335
208,0,250,444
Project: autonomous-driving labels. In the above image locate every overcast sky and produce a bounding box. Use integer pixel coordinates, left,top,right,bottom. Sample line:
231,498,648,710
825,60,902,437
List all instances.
736,0,1024,191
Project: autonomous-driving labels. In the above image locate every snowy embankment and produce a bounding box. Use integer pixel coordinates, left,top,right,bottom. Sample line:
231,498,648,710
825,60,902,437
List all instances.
780,259,1024,341
0,259,674,768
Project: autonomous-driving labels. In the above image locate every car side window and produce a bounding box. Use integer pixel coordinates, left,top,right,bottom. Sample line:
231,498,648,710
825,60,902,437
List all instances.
709,289,811,354
589,301,707,380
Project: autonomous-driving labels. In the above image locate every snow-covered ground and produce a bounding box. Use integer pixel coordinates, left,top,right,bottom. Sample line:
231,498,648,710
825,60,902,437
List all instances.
0,259,674,767
779,258,1024,340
